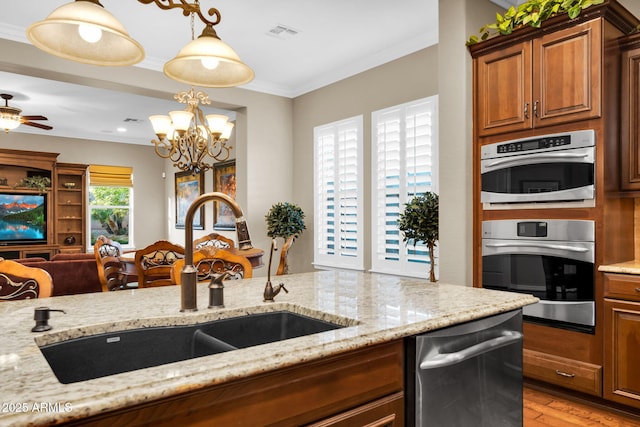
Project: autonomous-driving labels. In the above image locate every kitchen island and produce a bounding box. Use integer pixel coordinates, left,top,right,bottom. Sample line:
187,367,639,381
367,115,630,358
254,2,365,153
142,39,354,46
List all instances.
0,270,537,426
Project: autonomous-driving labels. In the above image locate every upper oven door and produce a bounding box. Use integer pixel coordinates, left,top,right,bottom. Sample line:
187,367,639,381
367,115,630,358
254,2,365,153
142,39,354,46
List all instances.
480,146,595,204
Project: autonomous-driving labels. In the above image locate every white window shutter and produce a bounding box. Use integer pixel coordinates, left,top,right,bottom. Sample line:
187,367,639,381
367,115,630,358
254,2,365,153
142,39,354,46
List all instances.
371,96,439,278
314,116,364,270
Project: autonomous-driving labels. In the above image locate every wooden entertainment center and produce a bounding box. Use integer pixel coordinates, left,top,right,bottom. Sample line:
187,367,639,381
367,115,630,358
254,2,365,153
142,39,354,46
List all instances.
0,149,87,260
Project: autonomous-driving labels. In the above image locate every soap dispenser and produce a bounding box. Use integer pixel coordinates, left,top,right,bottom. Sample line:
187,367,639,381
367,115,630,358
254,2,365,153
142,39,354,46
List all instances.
31,307,66,332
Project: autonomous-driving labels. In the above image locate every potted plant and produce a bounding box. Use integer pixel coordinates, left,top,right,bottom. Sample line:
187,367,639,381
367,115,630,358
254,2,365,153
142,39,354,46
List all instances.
398,192,439,282
13,176,51,193
265,202,306,275
467,0,606,45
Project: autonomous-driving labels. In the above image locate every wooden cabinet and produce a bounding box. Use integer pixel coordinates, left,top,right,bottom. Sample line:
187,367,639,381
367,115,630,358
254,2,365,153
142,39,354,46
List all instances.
474,19,601,137
524,349,602,396
55,163,87,253
65,340,404,426
620,33,640,191
604,273,640,409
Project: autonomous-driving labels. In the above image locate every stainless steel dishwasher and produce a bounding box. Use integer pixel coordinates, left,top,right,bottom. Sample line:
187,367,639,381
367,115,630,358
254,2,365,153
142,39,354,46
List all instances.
405,309,523,426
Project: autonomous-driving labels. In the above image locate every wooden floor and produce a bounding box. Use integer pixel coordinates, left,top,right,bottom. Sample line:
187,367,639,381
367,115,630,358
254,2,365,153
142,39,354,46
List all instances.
524,387,640,426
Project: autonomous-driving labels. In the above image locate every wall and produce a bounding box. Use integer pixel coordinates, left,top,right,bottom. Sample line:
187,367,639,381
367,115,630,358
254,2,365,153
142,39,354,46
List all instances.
0,132,165,250
0,38,294,275
291,47,438,275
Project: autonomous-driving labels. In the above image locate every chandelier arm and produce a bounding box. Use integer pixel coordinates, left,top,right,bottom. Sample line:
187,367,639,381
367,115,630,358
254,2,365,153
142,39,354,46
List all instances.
136,0,221,27
152,138,177,159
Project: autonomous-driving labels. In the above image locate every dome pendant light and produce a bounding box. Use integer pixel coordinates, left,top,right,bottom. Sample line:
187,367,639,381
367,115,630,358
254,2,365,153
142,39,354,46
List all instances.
26,0,145,66
164,24,254,88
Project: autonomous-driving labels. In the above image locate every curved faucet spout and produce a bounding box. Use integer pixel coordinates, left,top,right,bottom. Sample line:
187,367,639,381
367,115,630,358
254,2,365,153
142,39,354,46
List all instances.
181,192,253,312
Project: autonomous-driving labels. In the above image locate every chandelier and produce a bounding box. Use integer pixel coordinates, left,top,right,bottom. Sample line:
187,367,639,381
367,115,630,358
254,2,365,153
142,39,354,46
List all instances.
149,87,233,174
26,0,254,88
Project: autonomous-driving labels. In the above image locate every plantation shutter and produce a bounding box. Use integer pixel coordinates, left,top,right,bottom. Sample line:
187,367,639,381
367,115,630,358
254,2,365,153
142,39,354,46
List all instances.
371,96,438,277
314,116,364,270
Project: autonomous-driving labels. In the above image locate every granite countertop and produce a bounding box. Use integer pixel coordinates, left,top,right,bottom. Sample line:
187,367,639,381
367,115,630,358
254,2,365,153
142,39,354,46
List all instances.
0,270,537,426
599,260,640,275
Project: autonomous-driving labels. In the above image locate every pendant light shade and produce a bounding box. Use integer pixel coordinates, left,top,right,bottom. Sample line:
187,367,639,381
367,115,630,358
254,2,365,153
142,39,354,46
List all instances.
163,25,254,88
26,0,144,66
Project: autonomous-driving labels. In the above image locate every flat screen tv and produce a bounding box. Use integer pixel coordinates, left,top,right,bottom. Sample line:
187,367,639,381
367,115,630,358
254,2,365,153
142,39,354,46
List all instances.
0,193,47,245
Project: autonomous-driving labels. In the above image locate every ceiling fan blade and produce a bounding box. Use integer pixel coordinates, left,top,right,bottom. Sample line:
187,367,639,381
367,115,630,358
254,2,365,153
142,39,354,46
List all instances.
22,121,53,131
21,115,48,121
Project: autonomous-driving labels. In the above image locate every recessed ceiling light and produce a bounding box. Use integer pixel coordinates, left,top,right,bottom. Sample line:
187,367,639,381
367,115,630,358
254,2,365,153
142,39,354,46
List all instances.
117,127,127,133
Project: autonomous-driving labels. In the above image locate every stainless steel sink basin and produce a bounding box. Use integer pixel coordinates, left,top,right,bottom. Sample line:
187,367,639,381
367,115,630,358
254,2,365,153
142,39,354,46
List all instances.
39,311,345,384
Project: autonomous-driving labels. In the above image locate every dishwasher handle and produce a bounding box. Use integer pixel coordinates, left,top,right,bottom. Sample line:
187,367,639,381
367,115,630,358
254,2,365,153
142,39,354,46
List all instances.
419,330,523,370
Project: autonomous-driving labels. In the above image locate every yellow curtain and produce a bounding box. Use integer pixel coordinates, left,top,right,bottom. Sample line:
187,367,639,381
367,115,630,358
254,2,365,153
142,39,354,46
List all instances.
88,165,133,187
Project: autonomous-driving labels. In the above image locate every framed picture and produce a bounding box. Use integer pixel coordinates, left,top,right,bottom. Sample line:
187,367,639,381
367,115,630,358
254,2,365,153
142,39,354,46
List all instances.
175,171,204,229
213,160,236,230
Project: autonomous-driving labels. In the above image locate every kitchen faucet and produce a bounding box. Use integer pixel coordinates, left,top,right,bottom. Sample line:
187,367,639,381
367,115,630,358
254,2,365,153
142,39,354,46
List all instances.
181,192,253,312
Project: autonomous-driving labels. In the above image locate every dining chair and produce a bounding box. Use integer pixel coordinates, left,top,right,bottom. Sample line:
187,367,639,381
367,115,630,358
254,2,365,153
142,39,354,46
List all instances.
171,246,252,285
135,240,185,288
94,235,138,291
194,232,235,250
0,258,53,300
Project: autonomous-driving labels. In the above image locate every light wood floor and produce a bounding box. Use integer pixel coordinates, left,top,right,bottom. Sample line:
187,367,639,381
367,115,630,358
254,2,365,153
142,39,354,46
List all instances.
524,387,640,426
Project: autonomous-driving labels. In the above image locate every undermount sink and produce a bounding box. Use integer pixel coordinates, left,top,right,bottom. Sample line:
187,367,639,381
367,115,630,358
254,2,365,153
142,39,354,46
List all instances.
39,311,346,384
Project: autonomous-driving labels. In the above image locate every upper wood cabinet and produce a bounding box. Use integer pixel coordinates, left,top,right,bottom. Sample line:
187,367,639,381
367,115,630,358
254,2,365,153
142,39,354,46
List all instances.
474,19,601,137
620,33,640,191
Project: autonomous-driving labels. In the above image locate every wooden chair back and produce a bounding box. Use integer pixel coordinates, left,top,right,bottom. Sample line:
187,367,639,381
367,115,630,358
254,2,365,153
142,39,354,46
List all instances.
135,240,185,288
194,232,235,250
0,258,53,300
94,235,136,292
172,246,253,285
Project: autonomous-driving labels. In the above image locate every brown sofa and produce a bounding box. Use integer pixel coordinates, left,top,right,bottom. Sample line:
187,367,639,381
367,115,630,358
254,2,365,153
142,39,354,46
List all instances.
15,253,101,296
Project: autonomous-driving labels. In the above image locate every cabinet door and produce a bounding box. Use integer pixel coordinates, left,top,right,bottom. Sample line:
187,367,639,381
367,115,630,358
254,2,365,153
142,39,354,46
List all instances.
620,45,640,191
533,19,601,128
475,41,532,136
604,299,640,409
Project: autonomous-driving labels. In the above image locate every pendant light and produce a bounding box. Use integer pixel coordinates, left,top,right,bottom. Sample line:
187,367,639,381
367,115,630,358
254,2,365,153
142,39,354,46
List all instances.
26,0,145,66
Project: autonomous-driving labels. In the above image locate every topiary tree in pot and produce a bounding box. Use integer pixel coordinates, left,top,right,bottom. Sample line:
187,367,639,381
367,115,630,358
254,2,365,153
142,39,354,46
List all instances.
265,202,306,275
398,192,439,282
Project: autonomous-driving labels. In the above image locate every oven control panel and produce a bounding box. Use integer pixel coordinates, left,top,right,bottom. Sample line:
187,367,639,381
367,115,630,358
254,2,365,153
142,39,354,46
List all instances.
497,135,570,154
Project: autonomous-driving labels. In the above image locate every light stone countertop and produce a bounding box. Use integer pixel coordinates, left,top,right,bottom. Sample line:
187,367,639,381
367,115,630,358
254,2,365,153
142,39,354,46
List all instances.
599,260,640,275
0,270,537,426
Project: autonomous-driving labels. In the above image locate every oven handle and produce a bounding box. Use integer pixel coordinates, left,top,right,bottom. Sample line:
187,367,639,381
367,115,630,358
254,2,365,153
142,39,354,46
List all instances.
419,330,523,370
484,242,589,253
483,152,591,170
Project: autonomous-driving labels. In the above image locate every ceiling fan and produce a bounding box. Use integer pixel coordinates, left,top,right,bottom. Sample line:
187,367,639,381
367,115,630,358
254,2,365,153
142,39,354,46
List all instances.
0,93,53,132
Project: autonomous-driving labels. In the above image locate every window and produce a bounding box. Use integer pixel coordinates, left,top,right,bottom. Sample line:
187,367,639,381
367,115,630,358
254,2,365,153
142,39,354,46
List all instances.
88,165,133,247
371,96,438,277
314,116,364,270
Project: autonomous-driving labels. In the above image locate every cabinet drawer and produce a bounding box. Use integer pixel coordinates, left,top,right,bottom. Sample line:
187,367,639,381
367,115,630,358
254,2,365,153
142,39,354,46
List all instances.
524,349,602,396
604,273,640,302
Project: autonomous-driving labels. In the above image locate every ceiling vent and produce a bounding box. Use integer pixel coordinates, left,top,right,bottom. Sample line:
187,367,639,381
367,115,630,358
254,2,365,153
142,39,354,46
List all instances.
266,24,300,40
123,118,144,123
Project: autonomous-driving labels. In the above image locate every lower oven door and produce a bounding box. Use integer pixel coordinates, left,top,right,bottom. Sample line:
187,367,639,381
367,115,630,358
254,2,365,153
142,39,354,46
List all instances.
482,238,595,328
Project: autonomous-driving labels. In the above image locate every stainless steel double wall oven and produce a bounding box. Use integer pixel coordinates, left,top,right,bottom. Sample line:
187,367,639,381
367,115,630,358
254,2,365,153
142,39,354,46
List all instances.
480,130,597,332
